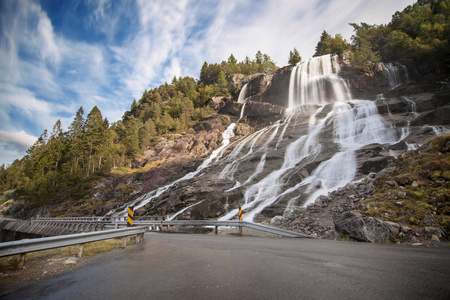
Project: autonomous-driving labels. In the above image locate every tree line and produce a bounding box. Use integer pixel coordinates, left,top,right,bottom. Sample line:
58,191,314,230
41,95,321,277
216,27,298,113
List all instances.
0,51,281,206
313,0,449,76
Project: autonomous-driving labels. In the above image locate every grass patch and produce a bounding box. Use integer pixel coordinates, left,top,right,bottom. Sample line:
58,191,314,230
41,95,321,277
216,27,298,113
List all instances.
112,157,166,175
360,134,450,235
0,238,134,271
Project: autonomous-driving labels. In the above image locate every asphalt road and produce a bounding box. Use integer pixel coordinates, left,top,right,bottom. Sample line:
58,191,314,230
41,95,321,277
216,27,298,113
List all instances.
2,233,449,300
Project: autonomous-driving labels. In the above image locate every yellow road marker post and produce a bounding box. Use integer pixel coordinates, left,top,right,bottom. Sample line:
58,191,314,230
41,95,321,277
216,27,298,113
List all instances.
127,207,134,227
239,206,243,236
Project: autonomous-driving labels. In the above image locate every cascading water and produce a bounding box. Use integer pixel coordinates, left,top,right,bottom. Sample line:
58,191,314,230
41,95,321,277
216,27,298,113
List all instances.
112,54,445,223
219,55,402,222
107,82,253,218
299,100,398,207
106,121,237,217
237,83,248,104
288,54,351,110
382,62,409,89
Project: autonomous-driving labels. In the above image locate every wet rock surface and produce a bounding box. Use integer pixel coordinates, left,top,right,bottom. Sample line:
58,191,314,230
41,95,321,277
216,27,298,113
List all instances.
10,56,449,245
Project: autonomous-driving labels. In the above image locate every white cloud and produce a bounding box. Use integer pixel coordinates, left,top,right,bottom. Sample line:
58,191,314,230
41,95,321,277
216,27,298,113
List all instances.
111,0,194,97
36,9,61,65
164,58,182,81
0,130,37,166
0,83,52,130
195,0,414,66
0,130,37,149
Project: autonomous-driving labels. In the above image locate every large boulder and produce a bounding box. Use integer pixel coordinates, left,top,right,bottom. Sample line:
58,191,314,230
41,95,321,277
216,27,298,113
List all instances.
245,101,284,117
334,211,390,243
411,106,450,126
355,145,393,175
246,74,272,100
218,99,242,117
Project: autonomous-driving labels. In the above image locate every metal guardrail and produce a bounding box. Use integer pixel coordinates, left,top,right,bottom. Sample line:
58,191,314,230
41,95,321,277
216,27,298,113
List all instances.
110,220,313,238
27,217,312,238
34,216,167,223
0,226,147,259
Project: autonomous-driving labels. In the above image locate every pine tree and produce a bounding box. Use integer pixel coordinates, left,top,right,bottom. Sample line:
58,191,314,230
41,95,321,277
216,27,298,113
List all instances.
314,30,351,57
200,61,209,84
66,107,85,176
262,53,277,74
131,99,137,112
255,51,263,64
228,54,238,73
288,48,302,65
215,71,229,96
161,112,173,135
49,119,64,172
85,106,106,176
123,115,141,157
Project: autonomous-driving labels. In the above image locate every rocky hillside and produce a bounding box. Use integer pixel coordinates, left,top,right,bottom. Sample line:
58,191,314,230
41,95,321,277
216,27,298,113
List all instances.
281,134,449,244
4,115,236,218
2,54,449,245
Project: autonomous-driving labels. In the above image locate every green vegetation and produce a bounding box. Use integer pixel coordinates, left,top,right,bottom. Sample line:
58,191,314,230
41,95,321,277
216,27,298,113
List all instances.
361,134,450,235
0,50,278,209
314,0,450,76
288,48,302,66
0,238,133,272
313,30,351,57
199,51,277,87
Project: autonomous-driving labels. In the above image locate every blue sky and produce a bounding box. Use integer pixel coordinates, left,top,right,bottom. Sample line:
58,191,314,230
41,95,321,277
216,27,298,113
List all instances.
0,0,414,166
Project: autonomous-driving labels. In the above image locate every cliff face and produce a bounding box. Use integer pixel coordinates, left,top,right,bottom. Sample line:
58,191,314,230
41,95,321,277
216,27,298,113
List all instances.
123,55,448,243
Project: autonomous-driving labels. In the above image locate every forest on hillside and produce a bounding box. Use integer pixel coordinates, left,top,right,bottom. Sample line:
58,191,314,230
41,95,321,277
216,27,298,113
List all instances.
1,0,449,209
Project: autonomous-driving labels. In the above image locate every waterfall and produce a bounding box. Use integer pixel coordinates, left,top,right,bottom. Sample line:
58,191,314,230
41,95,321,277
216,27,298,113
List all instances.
220,56,402,222
112,54,425,223
382,62,409,89
167,200,204,221
238,102,247,121
237,83,249,103
288,54,351,109
219,106,330,222
300,100,398,207
237,83,249,122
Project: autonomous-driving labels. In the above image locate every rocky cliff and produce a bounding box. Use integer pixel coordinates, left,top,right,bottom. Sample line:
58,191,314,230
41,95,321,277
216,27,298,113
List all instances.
5,54,449,244
121,54,448,244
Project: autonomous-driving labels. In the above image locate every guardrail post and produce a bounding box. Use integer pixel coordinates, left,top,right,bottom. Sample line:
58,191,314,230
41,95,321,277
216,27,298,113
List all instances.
17,253,26,269
77,244,84,257
136,233,144,244
215,226,218,234
122,236,127,248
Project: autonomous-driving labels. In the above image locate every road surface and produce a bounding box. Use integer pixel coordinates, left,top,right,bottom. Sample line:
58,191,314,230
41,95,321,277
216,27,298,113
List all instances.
2,233,449,299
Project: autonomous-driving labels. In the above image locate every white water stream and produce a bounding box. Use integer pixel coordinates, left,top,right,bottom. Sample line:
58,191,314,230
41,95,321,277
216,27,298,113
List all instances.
382,62,409,89
107,122,237,217
110,54,444,222
220,55,401,221
237,83,248,104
